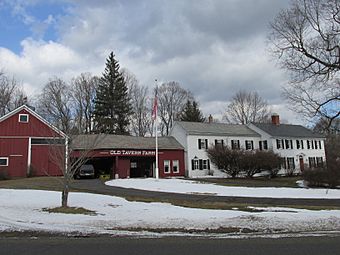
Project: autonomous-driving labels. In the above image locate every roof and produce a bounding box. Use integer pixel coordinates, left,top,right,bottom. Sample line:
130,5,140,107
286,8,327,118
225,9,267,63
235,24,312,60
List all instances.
71,134,184,150
174,121,260,137
252,123,325,138
0,105,67,138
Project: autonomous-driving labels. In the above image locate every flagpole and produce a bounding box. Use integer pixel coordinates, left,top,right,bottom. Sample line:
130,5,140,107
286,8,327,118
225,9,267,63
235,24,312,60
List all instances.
154,80,159,179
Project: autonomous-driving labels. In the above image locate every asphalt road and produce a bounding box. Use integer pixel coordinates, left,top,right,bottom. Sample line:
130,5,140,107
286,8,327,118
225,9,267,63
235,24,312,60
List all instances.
71,179,340,207
1,236,340,255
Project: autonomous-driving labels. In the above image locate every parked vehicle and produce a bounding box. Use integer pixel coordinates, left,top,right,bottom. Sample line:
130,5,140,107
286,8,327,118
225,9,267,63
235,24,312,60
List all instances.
75,164,95,179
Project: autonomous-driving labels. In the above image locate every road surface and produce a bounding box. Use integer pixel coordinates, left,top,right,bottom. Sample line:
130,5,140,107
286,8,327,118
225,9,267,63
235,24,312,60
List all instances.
1,235,340,255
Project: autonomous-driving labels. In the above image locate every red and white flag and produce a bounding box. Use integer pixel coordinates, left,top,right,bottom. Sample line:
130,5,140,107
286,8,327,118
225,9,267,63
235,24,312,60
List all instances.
152,90,158,120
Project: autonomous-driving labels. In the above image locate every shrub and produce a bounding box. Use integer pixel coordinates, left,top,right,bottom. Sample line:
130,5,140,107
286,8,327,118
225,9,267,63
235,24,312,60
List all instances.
207,146,281,178
303,167,340,188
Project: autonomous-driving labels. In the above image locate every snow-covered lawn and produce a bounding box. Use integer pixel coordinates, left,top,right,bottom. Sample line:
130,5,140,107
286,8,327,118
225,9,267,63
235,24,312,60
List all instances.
1,189,340,237
106,178,340,199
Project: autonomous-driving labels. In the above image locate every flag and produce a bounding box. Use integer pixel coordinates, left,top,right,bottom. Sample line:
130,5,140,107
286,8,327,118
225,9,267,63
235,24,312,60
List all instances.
152,90,158,120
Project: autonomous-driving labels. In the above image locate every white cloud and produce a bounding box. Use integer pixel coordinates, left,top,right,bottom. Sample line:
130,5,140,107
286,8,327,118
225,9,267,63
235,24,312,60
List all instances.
0,0,301,122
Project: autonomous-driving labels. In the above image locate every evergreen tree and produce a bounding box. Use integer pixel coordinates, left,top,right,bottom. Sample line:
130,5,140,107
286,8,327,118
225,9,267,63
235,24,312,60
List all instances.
179,100,205,122
93,52,132,134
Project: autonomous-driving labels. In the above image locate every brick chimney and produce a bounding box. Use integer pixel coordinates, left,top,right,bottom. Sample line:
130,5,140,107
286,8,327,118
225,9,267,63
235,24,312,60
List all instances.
271,113,280,125
208,114,213,123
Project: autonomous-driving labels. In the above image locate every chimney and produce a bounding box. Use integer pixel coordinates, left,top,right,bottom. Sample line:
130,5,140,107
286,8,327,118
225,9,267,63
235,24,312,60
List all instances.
208,114,213,123
271,113,280,125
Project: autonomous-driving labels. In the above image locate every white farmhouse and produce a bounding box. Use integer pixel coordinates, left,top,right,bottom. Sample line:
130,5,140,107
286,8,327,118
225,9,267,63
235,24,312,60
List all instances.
170,120,261,177
248,114,326,174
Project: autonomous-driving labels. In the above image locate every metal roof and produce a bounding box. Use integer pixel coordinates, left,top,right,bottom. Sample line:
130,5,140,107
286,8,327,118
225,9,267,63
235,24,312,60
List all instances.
174,121,260,137
252,123,325,138
71,134,184,150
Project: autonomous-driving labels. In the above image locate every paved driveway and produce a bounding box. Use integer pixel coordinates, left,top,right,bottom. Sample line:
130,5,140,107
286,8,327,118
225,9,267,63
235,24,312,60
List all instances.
70,179,340,207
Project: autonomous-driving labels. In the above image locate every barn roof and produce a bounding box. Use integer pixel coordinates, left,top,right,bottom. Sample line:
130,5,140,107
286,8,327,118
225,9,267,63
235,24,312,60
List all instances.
174,121,260,137
71,134,184,150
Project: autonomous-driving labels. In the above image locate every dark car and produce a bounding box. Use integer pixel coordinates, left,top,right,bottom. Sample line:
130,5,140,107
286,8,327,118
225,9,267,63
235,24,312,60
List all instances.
75,164,95,179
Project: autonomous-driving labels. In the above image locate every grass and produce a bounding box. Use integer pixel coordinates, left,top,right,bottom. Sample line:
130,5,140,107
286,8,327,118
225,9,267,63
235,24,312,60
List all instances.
194,176,301,188
124,195,340,211
43,206,97,215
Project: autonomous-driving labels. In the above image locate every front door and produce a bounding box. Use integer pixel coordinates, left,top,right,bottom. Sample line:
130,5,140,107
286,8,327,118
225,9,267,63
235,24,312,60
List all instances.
299,156,304,172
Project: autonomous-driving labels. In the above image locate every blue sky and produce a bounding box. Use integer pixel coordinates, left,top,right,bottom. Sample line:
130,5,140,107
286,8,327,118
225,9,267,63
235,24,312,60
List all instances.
0,1,72,52
0,0,301,123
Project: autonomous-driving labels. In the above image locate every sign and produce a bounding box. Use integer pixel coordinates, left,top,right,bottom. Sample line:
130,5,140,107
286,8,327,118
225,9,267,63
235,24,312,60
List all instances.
109,150,156,157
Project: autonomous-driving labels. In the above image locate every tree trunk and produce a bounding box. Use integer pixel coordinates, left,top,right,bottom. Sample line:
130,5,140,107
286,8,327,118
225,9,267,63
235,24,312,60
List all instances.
61,181,69,208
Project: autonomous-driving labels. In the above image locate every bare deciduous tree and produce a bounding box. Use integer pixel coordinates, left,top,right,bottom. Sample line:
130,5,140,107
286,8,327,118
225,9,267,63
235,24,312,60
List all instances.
0,72,27,116
224,90,271,124
37,77,74,134
268,0,340,127
157,81,192,136
71,73,98,134
122,69,152,136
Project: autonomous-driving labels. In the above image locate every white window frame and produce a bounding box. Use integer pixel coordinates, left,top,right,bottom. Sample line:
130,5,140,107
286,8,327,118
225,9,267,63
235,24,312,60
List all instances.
19,114,29,123
202,160,208,170
164,160,170,173
172,160,179,173
193,159,199,170
0,157,9,166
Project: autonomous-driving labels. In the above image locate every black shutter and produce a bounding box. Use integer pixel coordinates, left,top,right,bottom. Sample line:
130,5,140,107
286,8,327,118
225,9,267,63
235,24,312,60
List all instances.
199,159,203,170
198,139,201,149
215,139,217,146
207,159,210,170
237,140,240,149
281,139,285,149
251,141,254,150
290,140,293,149
222,140,224,146
205,139,208,149
259,141,262,150
276,139,279,149
191,159,195,170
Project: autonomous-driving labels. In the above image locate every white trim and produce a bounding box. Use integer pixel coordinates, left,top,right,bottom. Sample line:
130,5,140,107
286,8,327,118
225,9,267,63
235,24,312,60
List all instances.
164,160,170,174
172,160,179,173
27,137,32,176
18,114,29,123
0,157,9,166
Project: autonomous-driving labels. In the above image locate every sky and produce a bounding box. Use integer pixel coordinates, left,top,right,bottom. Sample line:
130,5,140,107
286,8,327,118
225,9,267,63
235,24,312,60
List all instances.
0,0,302,123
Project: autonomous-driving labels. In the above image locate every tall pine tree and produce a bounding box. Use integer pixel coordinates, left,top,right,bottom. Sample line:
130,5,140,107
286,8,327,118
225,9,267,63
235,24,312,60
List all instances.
93,52,132,134
179,100,205,122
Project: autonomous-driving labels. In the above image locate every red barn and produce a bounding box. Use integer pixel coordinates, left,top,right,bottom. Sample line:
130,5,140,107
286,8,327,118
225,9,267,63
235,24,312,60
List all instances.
0,105,66,178
72,134,185,179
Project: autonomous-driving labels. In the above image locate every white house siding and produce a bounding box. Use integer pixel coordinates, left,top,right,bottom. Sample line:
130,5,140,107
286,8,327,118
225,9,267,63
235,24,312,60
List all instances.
170,124,189,175
185,135,261,178
247,123,326,174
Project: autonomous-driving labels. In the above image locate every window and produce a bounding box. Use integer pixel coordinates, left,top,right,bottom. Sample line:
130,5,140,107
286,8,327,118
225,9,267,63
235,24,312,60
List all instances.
215,139,224,147
198,139,208,150
316,157,323,168
130,162,137,168
231,140,240,150
285,139,293,149
172,160,179,173
309,157,316,168
263,140,268,150
276,139,284,149
281,157,287,169
191,158,210,170
164,160,170,173
296,140,300,149
0,157,8,166
287,157,295,169
202,159,210,170
192,158,199,170
19,114,29,123
245,140,254,150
